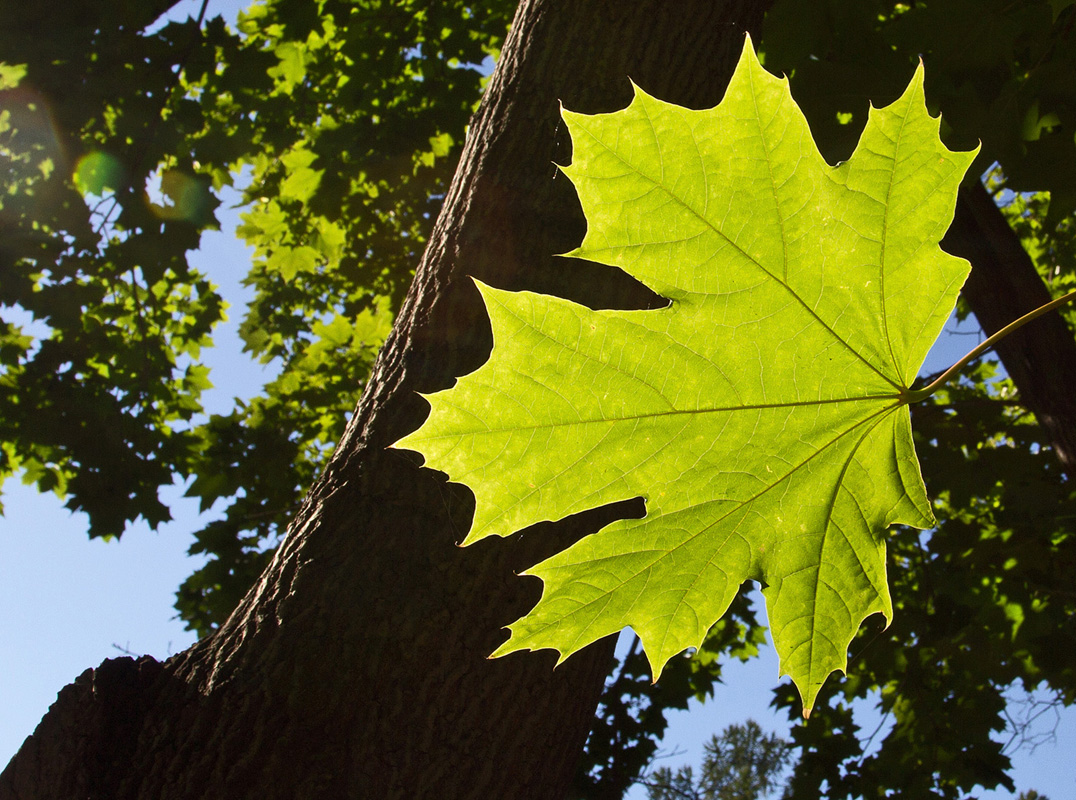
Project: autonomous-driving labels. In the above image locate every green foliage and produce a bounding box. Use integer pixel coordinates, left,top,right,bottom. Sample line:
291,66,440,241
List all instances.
3,1,1076,798
174,0,514,630
992,167,1076,306
176,0,514,631
396,40,976,715
642,720,792,800
0,6,228,534
0,0,513,630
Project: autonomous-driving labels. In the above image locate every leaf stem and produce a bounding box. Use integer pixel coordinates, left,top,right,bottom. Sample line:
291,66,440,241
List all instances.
903,287,1076,403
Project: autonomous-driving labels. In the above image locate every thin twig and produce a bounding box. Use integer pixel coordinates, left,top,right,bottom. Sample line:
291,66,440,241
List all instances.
905,288,1076,403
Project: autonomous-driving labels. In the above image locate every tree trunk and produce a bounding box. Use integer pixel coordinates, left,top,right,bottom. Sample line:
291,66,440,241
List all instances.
0,2,765,798
944,181,1076,476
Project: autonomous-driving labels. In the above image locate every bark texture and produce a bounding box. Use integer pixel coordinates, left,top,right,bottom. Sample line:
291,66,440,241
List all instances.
945,180,1076,475
1,2,765,798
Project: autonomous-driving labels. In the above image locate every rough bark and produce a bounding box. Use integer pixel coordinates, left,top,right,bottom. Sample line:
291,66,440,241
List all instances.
944,181,1076,475
1,2,765,798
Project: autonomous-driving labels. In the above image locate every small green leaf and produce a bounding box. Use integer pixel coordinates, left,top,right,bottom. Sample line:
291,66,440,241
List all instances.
268,245,320,281
268,41,307,95
400,38,976,714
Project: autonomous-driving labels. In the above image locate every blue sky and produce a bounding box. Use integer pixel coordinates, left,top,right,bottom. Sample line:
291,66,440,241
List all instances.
1,1,1073,796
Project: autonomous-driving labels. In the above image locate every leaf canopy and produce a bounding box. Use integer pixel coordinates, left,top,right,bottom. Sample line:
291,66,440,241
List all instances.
397,38,977,713
0,0,511,630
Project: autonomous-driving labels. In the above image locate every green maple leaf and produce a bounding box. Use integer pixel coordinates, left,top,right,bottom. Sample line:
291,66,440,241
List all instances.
396,37,977,714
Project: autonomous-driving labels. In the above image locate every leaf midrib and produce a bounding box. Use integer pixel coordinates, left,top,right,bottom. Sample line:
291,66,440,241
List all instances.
431,391,903,438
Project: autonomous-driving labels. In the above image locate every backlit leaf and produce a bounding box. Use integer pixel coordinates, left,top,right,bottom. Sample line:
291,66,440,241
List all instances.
396,37,977,714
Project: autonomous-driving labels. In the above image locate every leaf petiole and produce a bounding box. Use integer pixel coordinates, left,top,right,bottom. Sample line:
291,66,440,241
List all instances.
903,287,1076,403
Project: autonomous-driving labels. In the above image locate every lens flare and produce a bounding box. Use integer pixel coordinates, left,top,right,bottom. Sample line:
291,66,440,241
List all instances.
73,151,124,197
0,82,65,221
146,168,211,223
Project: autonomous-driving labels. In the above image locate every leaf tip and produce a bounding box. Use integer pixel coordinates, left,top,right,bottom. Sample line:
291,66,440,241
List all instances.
559,104,587,130
642,644,671,684
459,525,489,548
554,245,585,261
488,636,515,661
739,30,762,69
470,276,513,310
